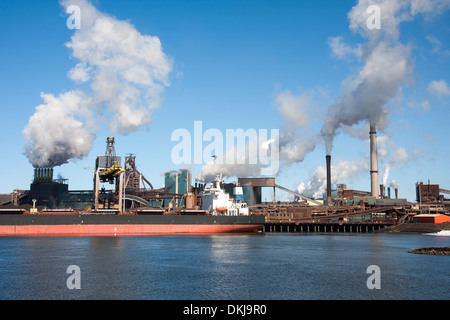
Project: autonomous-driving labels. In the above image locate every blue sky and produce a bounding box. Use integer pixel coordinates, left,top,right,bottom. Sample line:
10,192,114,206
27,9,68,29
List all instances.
0,0,449,202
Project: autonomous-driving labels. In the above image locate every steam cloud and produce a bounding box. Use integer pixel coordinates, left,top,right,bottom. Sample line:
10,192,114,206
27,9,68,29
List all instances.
298,159,369,199
197,140,267,184
276,90,321,166
321,39,411,155
382,146,408,186
197,0,450,193
321,0,450,155
23,0,173,168
23,90,95,168
303,0,450,198
196,90,320,182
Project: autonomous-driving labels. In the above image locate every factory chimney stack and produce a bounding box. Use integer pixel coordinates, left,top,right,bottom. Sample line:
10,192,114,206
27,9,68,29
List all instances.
369,126,379,198
326,155,332,206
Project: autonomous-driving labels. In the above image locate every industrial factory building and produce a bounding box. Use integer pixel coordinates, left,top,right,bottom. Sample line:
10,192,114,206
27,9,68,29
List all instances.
1,131,449,232
414,214,450,224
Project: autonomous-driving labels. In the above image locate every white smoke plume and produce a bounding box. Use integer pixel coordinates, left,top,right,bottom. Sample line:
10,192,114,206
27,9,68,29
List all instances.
23,90,95,168
196,132,319,184
297,159,369,199
196,138,265,184
389,179,399,189
275,90,321,165
321,0,450,155
382,146,408,186
64,0,172,134
196,90,320,182
275,90,311,128
23,0,173,168
348,0,450,41
321,41,411,155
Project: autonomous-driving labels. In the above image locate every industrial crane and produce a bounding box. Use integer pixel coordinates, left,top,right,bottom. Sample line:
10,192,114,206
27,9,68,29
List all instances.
93,136,125,211
98,136,125,183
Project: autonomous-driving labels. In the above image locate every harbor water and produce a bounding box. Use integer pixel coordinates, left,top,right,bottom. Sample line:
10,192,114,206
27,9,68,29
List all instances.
0,233,448,300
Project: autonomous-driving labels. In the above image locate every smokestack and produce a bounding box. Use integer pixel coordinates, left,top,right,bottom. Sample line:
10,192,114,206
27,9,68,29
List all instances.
369,126,379,198
388,187,391,199
326,155,332,206
395,188,398,199
380,184,384,199
33,168,54,183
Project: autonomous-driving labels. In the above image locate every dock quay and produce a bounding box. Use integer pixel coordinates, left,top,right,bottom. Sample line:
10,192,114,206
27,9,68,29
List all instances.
258,201,444,233
263,221,392,233
259,203,403,233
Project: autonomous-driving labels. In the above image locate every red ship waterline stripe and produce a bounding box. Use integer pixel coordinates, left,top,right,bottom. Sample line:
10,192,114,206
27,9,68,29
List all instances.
0,224,263,236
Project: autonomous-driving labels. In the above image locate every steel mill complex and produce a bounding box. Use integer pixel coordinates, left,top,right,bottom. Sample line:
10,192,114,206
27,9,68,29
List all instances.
0,131,449,236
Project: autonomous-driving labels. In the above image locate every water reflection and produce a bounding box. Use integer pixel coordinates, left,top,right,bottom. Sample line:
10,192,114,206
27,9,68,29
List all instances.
0,233,448,299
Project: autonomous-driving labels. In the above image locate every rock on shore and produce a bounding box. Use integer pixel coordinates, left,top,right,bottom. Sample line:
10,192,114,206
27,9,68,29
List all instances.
408,247,450,256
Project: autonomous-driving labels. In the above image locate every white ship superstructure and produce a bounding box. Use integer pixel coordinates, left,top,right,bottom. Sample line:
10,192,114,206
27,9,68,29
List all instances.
201,174,249,216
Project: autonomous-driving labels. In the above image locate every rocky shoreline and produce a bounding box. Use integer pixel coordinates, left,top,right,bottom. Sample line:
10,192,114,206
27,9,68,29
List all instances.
408,247,450,256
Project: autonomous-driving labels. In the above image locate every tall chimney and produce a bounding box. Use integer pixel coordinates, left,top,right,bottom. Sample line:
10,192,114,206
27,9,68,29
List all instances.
395,188,398,199
369,126,379,198
326,155,332,206
380,184,384,199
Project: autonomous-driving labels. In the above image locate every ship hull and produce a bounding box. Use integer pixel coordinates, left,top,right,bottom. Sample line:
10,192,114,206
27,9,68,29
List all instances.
0,214,265,236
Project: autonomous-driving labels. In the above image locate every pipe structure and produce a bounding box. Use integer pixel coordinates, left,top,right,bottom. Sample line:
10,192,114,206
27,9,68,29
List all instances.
33,168,54,183
326,155,332,206
369,126,379,198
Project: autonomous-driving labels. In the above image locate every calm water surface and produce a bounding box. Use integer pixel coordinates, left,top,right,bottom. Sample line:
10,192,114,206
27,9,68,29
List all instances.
0,233,448,300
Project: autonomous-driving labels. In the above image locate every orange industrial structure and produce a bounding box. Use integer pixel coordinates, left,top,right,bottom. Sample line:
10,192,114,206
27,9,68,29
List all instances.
414,214,450,224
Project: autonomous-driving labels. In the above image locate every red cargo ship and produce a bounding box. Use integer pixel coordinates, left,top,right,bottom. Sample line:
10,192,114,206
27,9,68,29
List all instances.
0,210,265,236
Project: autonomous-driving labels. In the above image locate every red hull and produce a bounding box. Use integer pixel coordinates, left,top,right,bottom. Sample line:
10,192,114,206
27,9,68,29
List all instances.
0,224,263,236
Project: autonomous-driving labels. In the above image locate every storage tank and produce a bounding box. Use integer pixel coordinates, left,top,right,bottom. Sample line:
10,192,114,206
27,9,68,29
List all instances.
186,192,196,209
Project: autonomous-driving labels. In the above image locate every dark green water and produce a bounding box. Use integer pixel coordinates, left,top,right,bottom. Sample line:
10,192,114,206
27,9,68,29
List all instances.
0,233,448,300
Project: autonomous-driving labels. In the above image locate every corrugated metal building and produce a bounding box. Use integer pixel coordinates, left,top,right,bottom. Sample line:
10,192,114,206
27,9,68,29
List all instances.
414,214,450,224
